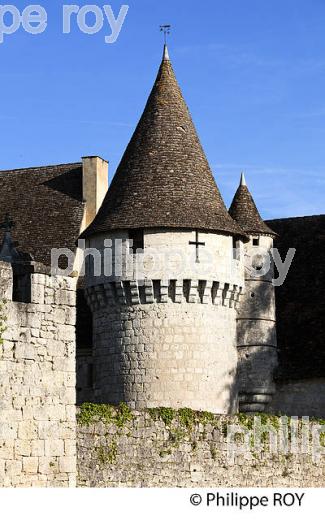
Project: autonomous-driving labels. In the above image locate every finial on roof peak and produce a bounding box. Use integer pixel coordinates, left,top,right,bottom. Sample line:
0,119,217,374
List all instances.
160,24,171,61
240,172,247,187
163,44,170,61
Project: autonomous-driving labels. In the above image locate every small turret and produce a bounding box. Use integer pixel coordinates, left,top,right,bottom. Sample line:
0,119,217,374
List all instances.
229,173,275,236
230,174,278,412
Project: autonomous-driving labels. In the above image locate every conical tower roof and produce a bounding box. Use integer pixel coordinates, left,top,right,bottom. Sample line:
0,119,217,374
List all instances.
229,174,276,236
81,46,245,238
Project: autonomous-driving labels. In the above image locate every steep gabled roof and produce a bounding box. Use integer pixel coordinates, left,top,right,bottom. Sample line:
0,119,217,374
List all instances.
81,46,245,238
229,173,276,236
0,162,85,266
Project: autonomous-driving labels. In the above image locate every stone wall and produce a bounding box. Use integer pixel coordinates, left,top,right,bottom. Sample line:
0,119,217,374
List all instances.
90,299,239,413
77,407,325,487
0,261,77,487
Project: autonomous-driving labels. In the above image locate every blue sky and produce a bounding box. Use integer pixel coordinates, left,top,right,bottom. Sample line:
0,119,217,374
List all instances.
1,0,325,219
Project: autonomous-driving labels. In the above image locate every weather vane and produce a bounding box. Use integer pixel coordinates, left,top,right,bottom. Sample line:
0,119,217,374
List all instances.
160,25,171,45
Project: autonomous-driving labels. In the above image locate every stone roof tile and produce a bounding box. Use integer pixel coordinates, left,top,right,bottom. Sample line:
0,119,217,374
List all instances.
0,162,85,266
229,177,276,236
81,47,245,239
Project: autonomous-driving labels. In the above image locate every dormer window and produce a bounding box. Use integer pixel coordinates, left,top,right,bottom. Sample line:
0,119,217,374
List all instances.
129,229,144,254
252,238,259,247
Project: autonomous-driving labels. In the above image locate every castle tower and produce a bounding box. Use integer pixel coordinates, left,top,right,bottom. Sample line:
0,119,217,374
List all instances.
229,173,278,412
81,45,246,413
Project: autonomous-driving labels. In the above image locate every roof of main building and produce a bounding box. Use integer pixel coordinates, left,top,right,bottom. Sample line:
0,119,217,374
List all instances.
267,214,325,381
229,173,276,236
0,162,85,266
81,46,245,239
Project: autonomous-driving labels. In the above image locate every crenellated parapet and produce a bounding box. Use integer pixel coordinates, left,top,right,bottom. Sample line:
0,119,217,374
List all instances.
84,279,244,312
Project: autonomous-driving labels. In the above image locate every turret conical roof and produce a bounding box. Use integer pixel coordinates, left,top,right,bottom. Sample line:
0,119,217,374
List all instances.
81,46,245,238
229,174,276,236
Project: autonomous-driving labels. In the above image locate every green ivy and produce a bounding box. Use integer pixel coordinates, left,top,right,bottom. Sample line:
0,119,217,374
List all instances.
147,407,175,426
178,408,196,429
77,402,132,427
147,407,217,430
320,432,325,448
97,441,117,465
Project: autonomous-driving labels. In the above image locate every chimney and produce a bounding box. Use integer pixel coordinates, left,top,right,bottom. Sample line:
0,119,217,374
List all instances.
82,156,108,227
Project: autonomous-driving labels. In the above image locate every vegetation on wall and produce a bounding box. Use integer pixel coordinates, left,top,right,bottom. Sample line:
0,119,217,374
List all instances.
77,402,132,427
77,403,325,466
